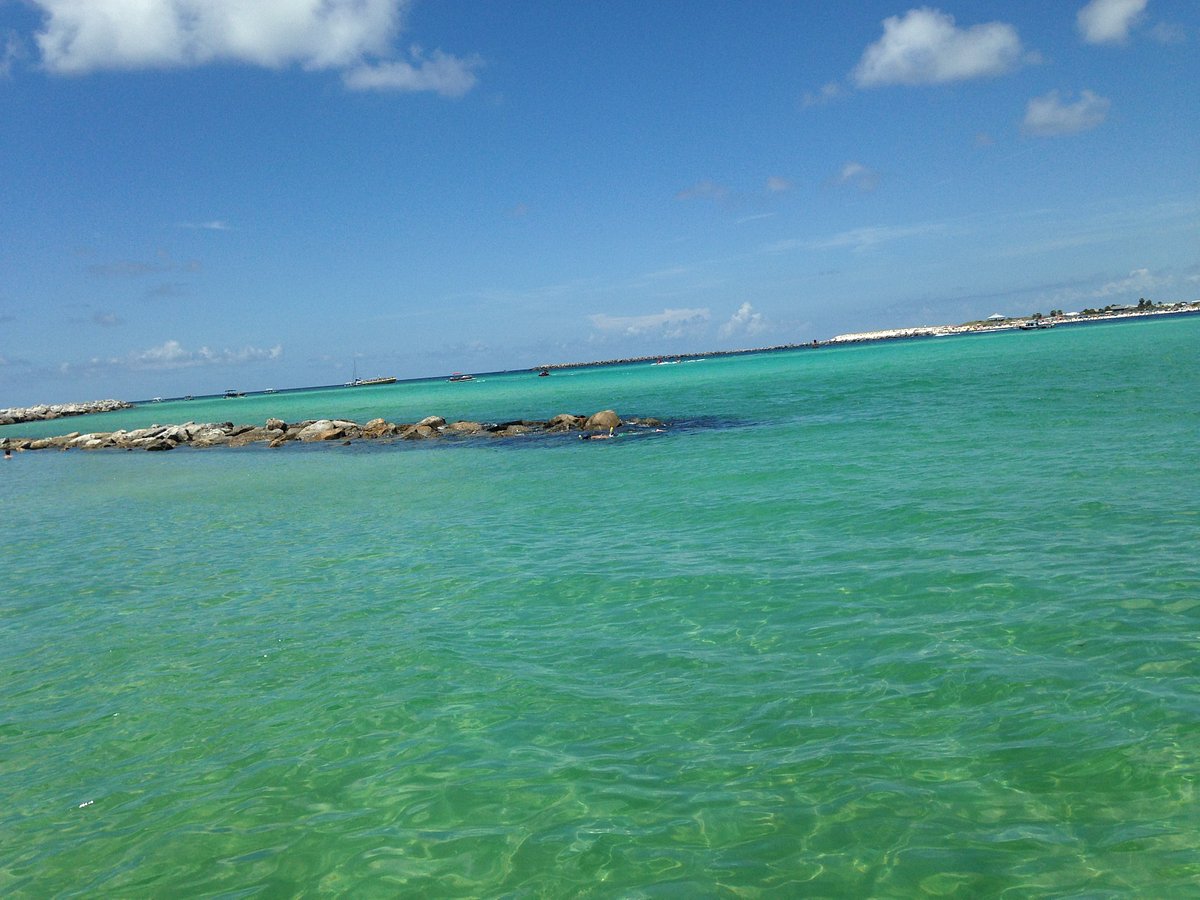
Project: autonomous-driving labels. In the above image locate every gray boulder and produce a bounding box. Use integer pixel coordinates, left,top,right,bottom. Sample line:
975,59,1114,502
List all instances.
298,420,343,442
584,410,621,430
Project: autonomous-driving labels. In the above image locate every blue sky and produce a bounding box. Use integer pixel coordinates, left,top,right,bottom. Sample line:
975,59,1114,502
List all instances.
1,0,1197,404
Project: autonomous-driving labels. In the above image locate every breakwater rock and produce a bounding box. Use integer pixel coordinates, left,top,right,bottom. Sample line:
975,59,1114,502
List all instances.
1,410,665,452
0,399,133,426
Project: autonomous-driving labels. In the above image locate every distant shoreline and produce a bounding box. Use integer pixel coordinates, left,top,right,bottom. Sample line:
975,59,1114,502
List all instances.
4,302,1197,422
536,302,1200,370
822,302,1200,346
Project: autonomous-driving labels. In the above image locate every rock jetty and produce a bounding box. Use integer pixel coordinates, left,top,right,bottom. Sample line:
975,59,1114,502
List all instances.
0,399,132,426
0,410,665,452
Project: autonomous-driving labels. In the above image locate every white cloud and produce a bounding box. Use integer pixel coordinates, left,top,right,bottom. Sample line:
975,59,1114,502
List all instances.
343,48,482,96
73,339,283,373
92,311,124,327
675,180,730,202
88,255,200,277
1077,0,1147,44
589,308,710,339
802,80,845,107
736,213,776,225
1,30,24,77
719,302,765,339
853,7,1027,87
1148,22,1188,45
25,0,481,96
31,0,399,73
1023,89,1110,136
765,222,942,255
765,176,792,193
1092,267,1166,297
834,161,879,192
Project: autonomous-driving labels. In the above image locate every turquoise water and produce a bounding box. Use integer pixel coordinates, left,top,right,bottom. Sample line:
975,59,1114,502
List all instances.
3,317,1199,896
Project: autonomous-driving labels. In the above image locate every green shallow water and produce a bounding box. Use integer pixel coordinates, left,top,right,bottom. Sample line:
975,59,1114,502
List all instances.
3,317,1200,896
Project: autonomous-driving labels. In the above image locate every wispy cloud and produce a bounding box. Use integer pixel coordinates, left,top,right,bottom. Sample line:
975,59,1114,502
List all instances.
766,221,943,255
641,266,691,280
1023,89,1110,136
802,81,845,107
344,48,482,97
676,180,730,203
177,220,230,231
88,255,201,278
852,8,1030,88
765,176,793,194
1077,0,1147,45
67,339,283,374
1148,21,1188,45
1,29,24,77
832,161,879,192
589,308,710,339
92,310,124,327
145,282,190,300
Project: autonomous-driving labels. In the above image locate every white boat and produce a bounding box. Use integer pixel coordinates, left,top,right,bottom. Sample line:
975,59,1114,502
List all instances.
448,373,475,383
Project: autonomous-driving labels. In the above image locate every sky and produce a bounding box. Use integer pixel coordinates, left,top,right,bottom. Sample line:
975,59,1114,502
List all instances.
1,0,1197,405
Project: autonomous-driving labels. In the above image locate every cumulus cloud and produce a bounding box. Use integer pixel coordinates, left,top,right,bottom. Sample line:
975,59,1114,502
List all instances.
31,0,397,72
71,339,283,373
343,47,482,96
589,308,710,339
1077,0,1147,44
1092,267,1166,297
719,302,765,339
24,0,481,96
1023,89,1110,136
853,7,1027,87
1041,267,1174,308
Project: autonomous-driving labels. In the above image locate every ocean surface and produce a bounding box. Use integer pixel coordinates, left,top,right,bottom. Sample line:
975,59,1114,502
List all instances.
3,316,1199,897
